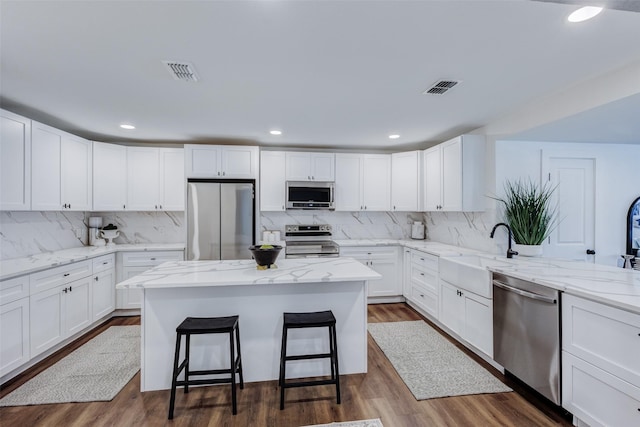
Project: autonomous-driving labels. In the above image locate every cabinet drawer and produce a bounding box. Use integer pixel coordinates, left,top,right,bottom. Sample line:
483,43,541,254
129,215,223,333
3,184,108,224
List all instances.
411,251,438,272
1,275,30,305
410,285,438,318
410,264,437,293
30,260,92,294
562,294,640,387
92,254,115,273
563,351,640,427
121,251,183,267
341,246,397,260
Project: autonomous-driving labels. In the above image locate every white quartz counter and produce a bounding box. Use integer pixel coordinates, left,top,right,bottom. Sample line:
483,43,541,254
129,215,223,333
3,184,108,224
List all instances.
335,239,478,257
116,257,382,290
0,243,185,280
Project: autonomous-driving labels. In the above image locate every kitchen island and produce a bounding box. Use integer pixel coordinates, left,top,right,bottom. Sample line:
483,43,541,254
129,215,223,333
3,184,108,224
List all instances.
116,257,381,392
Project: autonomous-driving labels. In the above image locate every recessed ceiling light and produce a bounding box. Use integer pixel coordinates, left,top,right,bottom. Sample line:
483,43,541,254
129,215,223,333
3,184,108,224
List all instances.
269,130,282,135
120,124,135,130
389,134,400,139
567,6,603,23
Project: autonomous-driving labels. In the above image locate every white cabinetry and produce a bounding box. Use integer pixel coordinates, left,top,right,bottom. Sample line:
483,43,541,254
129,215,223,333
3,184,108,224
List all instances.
391,151,422,211
0,109,31,210
423,134,485,212
185,145,258,179
335,154,390,211
562,294,640,427
31,122,92,211
0,276,30,376
340,246,400,299
286,152,335,181
404,250,439,319
116,250,184,310
260,151,286,211
439,279,492,356
126,147,160,211
159,148,185,211
92,254,116,321
93,142,127,210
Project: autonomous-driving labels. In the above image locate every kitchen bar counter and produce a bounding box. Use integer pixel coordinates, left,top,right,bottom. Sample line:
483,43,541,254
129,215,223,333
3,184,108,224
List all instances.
116,257,381,392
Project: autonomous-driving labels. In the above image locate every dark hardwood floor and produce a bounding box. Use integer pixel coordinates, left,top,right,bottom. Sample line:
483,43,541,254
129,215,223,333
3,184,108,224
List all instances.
0,303,572,426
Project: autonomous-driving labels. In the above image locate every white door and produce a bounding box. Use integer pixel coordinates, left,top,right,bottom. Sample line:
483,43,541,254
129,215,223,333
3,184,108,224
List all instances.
127,147,160,211
439,281,464,336
222,146,258,178
30,286,64,357
310,153,335,181
441,138,463,211
260,151,287,211
93,270,115,321
159,148,185,210
65,276,92,336
185,145,221,178
391,151,419,211
285,152,312,181
93,142,127,210
423,146,442,211
61,136,92,210
335,154,362,211
545,157,596,262
0,297,30,376
363,154,391,211
31,122,62,210
368,259,399,297
0,109,31,210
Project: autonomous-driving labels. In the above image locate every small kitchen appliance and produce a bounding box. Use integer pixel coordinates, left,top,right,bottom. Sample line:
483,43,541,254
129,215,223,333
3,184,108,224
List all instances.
411,221,425,240
88,216,106,246
100,224,120,246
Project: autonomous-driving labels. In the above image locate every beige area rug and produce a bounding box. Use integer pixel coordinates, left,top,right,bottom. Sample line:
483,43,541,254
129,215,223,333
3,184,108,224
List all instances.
368,321,512,400
302,419,383,427
0,326,140,406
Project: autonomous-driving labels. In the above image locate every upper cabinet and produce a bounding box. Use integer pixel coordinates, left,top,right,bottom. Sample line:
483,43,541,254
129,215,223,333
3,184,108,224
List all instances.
0,109,31,210
335,153,390,211
159,148,185,211
126,147,160,211
93,142,127,211
260,151,286,211
391,151,422,211
185,145,258,179
286,152,335,181
31,122,92,211
423,134,485,212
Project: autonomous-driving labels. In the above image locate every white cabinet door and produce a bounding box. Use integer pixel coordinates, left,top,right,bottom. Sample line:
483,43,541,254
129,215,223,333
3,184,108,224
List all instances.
92,269,115,321
362,154,391,211
31,122,62,210
464,291,493,357
286,152,335,181
185,144,221,178
335,154,362,211
391,151,421,211
118,266,148,309
440,281,464,336
65,276,92,336
441,138,463,211
260,151,287,211
93,142,127,210
61,135,92,211
0,109,31,210
402,248,412,298
30,285,65,357
0,297,30,376
222,146,258,178
423,145,442,211
159,148,185,211
368,258,399,297
127,147,160,211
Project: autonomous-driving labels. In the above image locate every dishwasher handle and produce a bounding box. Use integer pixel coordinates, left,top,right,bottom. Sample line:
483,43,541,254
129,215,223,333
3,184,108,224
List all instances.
493,280,557,304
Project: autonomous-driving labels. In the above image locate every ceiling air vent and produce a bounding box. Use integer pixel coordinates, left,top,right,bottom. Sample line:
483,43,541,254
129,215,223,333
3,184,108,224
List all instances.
163,61,199,82
423,80,461,95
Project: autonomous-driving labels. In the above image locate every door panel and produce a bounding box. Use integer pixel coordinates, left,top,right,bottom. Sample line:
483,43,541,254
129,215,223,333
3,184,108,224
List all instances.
220,183,254,260
187,182,221,260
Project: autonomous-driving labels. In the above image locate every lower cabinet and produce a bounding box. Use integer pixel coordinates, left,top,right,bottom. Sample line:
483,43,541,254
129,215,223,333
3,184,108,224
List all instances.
116,250,184,309
404,250,439,318
562,294,640,426
340,246,401,298
439,279,492,356
0,297,30,377
92,269,115,321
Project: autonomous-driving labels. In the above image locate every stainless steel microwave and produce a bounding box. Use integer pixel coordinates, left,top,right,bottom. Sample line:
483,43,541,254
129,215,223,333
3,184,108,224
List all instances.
286,181,335,210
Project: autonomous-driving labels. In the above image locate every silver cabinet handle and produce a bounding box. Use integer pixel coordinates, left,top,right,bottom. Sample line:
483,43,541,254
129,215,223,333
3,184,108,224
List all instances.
493,280,557,304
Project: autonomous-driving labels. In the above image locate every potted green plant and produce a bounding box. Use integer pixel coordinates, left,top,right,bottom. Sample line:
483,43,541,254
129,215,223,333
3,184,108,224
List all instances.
492,179,558,256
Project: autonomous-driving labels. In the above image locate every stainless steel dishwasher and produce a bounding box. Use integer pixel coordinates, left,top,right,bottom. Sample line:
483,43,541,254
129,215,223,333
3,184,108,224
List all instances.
493,272,561,405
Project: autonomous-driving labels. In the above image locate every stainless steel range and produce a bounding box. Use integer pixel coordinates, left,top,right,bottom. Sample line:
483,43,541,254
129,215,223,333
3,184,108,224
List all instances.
284,224,340,259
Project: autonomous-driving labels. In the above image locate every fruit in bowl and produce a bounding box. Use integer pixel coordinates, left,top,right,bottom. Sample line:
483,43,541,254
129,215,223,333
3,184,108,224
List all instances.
248,245,283,269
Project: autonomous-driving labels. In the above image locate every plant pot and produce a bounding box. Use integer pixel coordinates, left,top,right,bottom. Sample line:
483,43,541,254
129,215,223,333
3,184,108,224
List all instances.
514,244,543,257
248,245,283,267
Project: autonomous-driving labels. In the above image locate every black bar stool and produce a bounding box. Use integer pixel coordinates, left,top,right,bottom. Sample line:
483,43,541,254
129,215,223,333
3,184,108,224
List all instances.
168,315,244,419
278,310,340,410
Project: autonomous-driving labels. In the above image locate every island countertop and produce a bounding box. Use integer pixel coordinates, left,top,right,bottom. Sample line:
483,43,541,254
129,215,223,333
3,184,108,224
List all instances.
116,257,382,290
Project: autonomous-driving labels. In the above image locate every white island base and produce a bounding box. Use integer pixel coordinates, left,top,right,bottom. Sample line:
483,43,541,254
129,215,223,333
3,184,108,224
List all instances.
116,258,380,392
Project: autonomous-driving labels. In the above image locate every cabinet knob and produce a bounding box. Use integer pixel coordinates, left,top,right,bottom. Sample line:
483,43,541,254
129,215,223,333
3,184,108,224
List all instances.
159,205,162,209
420,273,424,276
69,204,71,209
223,171,225,176
103,261,108,265
308,176,311,180
123,204,126,209
63,273,70,277
150,257,156,261
155,205,158,209
95,276,99,281
218,171,221,176
586,249,596,255
420,294,424,298
69,286,72,292
63,288,68,293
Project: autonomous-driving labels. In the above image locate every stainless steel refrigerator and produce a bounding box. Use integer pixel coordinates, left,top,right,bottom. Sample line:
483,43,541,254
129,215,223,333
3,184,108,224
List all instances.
186,180,255,260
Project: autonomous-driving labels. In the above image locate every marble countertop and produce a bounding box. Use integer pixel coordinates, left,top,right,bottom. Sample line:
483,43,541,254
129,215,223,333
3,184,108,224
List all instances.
0,243,186,280
116,257,382,289
335,239,478,257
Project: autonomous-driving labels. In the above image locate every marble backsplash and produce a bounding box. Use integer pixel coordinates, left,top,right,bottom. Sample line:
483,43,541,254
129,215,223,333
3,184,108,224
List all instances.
423,210,501,254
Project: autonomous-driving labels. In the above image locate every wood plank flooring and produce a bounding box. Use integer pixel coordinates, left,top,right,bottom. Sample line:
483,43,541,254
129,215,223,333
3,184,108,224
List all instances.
0,303,573,427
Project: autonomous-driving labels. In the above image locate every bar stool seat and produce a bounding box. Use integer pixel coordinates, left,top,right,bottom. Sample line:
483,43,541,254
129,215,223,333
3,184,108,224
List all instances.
168,315,244,419
279,310,340,410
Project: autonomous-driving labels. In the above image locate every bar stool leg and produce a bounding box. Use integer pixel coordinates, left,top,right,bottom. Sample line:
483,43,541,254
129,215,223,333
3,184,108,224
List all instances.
229,330,237,415
279,324,288,410
184,334,191,394
168,332,182,420
331,324,341,404
235,325,244,389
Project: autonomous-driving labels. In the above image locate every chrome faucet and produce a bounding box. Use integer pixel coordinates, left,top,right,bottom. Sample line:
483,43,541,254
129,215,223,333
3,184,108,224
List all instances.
490,223,519,259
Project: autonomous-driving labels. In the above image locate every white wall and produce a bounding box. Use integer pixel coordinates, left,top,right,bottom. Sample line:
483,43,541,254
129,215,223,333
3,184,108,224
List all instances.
495,140,640,266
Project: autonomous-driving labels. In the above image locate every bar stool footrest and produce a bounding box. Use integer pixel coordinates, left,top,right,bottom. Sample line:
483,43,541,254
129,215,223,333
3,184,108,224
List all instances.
285,353,332,361
282,378,337,389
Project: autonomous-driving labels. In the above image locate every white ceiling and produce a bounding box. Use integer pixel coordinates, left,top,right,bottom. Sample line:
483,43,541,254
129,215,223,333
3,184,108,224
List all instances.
2,0,640,149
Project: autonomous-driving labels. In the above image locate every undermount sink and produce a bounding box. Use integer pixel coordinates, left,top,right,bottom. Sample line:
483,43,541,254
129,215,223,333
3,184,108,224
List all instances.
439,255,513,298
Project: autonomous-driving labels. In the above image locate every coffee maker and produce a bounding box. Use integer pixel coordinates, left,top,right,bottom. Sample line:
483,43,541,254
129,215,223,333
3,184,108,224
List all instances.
89,216,106,246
